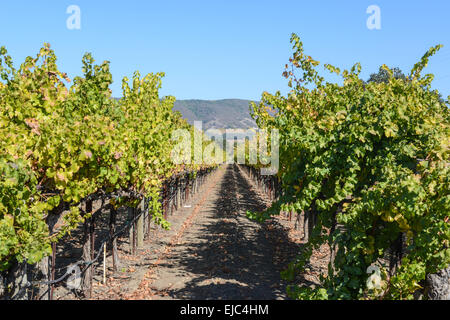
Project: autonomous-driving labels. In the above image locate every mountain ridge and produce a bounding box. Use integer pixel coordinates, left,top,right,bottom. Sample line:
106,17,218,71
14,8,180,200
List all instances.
173,98,257,131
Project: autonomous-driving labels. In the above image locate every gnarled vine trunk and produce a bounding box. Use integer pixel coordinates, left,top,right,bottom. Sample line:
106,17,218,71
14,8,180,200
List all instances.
425,267,450,300
0,262,28,300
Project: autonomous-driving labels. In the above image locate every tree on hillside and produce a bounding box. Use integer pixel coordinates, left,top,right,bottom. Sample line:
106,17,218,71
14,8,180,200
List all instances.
367,66,446,103
367,66,407,84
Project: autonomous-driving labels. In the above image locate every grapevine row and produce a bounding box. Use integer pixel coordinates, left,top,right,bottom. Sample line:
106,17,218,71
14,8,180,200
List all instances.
0,44,218,297
247,34,450,299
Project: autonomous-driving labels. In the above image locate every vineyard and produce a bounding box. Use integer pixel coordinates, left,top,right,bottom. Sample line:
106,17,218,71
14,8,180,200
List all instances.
0,35,449,300
0,44,218,299
247,34,450,300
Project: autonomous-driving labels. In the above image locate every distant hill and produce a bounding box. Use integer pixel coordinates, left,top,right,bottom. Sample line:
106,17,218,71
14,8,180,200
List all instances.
173,99,257,131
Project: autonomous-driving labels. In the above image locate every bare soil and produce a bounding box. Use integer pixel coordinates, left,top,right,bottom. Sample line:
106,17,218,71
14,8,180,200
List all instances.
52,164,328,300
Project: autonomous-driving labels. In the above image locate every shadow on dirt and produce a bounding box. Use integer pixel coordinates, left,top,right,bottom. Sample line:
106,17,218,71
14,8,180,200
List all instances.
158,164,304,299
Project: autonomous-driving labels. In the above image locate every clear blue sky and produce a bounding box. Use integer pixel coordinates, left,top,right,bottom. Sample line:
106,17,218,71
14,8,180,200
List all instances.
1,0,449,100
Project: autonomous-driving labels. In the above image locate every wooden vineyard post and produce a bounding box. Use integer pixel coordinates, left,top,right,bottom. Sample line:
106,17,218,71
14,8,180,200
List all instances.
168,183,173,216
136,199,144,248
82,200,93,299
178,179,181,207
329,211,338,275
90,207,95,298
109,206,119,272
295,211,301,230
143,198,148,236
38,203,62,300
389,233,405,278
304,204,317,243
50,242,56,300
174,179,178,211
147,200,152,238
103,244,106,285
36,256,49,300
184,176,188,205
177,178,181,209
128,207,136,255
163,184,168,219
303,209,310,241
181,178,185,207
271,178,275,201
269,179,272,200
185,175,190,203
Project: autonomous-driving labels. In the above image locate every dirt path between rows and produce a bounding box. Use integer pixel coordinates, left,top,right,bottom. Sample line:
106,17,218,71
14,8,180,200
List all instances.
89,164,326,300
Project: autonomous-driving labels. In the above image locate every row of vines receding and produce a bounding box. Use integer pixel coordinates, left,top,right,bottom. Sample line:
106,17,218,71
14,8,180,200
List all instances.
0,43,218,297
248,34,450,300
